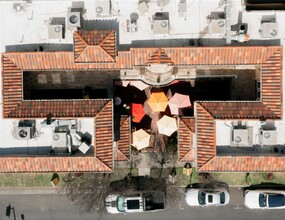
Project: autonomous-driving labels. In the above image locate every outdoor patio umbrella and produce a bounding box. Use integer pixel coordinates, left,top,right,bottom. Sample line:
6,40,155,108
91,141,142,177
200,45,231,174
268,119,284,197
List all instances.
131,103,145,123
132,129,150,150
147,92,168,112
129,80,149,91
157,115,178,136
168,93,191,115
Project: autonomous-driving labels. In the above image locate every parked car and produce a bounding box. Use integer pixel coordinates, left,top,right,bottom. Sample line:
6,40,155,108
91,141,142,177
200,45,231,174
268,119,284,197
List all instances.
185,189,230,207
244,190,285,209
105,191,165,214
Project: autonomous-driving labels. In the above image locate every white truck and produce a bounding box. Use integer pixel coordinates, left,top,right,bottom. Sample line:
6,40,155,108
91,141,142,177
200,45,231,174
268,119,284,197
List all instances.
105,192,165,214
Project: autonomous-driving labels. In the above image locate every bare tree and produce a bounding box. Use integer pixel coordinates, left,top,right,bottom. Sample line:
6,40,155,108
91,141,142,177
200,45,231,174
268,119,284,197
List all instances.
197,173,229,192
60,173,112,220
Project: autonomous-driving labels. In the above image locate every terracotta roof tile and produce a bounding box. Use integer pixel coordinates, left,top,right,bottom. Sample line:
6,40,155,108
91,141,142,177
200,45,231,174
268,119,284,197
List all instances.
198,101,278,119
115,116,130,161
132,46,278,66
180,149,197,162
3,52,132,70
262,48,282,118
178,117,196,162
1,45,283,172
1,56,22,118
196,104,216,168
95,100,113,169
114,149,129,161
74,30,116,63
7,99,109,118
0,157,111,173
145,48,174,65
199,156,285,172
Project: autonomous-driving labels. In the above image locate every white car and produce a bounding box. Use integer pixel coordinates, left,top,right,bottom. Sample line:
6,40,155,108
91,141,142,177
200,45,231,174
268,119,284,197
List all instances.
185,189,230,207
105,194,143,214
244,190,285,209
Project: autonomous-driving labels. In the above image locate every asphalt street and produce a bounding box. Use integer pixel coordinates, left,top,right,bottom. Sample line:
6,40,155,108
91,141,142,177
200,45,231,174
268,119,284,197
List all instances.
0,187,285,220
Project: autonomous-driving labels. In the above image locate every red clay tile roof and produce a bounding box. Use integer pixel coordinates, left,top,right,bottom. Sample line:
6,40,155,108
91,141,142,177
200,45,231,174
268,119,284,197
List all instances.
262,48,283,118
199,156,285,172
1,45,283,172
7,100,109,118
132,47,278,66
74,30,116,63
178,117,196,162
115,116,131,161
198,101,278,119
196,103,216,169
0,157,111,173
2,52,132,70
2,56,22,117
94,100,113,169
145,48,174,65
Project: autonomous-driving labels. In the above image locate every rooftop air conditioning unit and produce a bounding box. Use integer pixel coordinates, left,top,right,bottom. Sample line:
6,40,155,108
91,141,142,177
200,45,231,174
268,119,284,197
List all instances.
48,24,63,39
260,129,277,146
52,132,68,148
95,0,111,17
153,12,169,35
231,128,249,146
13,120,36,140
67,11,81,28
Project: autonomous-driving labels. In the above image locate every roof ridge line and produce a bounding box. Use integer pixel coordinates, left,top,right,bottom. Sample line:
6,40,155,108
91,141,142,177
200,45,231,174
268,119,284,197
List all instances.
96,158,113,172
179,117,194,133
198,156,216,172
74,31,88,46
196,102,214,119
99,30,115,46
95,99,112,118
97,46,115,62
180,149,195,162
75,46,88,62
115,148,129,161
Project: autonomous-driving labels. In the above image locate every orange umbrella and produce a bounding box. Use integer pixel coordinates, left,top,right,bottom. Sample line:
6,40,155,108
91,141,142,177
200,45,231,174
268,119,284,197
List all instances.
131,103,145,123
147,92,168,112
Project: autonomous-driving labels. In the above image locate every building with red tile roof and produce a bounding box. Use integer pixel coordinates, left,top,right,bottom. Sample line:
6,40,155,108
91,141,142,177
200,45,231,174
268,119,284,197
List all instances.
1,29,283,173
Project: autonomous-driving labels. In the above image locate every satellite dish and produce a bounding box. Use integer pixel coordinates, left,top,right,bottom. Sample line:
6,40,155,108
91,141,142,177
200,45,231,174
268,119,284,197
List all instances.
235,136,242,143
69,15,78,24
53,134,60,141
96,6,103,13
19,129,28,138
264,132,271,139
160,21,168,28
54,26,61,33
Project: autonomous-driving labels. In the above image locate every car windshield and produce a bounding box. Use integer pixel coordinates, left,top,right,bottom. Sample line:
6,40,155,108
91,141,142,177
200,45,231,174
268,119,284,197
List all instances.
220,192,226,204
259,193,267,207
198,191,206,205
268,194,285,208
116,196,125,212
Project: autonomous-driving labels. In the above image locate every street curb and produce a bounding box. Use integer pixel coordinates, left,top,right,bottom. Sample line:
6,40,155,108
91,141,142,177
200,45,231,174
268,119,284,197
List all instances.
0,184,251,195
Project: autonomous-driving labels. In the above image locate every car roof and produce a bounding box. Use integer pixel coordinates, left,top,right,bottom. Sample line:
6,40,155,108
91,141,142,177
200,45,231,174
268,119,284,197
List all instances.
268,194,285,207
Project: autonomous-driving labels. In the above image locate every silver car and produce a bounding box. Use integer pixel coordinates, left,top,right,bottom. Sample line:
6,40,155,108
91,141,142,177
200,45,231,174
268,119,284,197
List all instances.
244,190,285,209
185,189,230,207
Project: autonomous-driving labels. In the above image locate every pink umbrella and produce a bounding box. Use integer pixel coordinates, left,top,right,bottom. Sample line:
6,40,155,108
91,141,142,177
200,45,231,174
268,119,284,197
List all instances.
129,80,149,91
168,93,191,115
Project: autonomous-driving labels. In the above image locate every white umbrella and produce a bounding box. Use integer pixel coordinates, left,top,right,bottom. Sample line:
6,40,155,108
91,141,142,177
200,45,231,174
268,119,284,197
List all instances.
130,80,149,91
132,129,150,150
157,115,178,136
